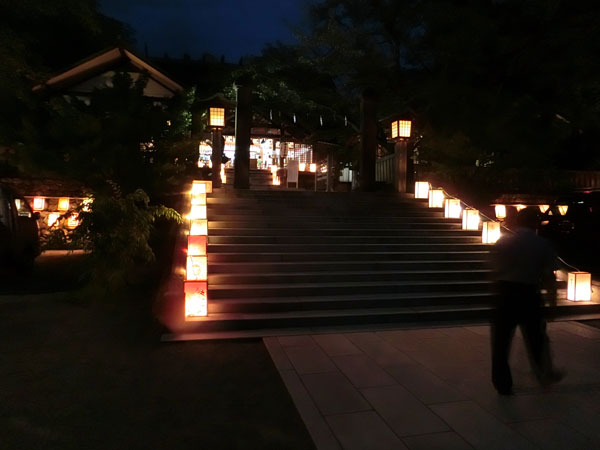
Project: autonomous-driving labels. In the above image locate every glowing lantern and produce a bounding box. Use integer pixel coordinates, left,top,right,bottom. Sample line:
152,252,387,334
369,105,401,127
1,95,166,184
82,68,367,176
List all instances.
428,189,445,208
47,213,60,227
516,204,526,212
189,205,207,220
567,271,592,301
482,221,501,244
186,255,208,281
495,205,506,220
462,208,480,230
444,198,462,218
57,198,70,212
190,219,208,236
33,197,45,211
191,182,207,196
192,180,213,194
270,165,278,174
191,192,206,207
391,120,412,139
220,166,226,184
539,204,550,214
558,205,568,216
184,281,208,317
82,198,93,212
15,199,21,209
310,163,317,173
209,107,225,128
66,214,79,229
414,181,430,199
299,163,306,172
188,235,207,256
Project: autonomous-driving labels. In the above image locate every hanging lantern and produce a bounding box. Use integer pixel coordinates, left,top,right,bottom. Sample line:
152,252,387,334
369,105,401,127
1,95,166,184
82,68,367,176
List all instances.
482,221,501,244
515,204,526,212
184,281,208,317
33,197,45,211
190,219,208,236
462,208,480,230
188,235,207,256
428,189,445,208
444,198,462,218
539,204,550,214
310,163,317,173
567,271,592,301
57,198,70,212
495,205,506,220
558,205,568,216
66,214,80,229
209,107,225,128
82,198,93,212
47,213,60,227
414,181,430,199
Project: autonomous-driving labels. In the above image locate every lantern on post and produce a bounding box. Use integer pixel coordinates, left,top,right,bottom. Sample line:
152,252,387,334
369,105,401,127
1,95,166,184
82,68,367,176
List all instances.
428,189,445,208
539,204,550,214
444,198,462,219
482,221,501,244
567,271,592,301
414,181,430,199
462,208,480,230
390,120,412,139
558,205,569,216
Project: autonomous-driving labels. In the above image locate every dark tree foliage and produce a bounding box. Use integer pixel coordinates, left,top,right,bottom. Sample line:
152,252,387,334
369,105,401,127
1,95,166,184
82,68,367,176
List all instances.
300,0,600,172
0,0,134,149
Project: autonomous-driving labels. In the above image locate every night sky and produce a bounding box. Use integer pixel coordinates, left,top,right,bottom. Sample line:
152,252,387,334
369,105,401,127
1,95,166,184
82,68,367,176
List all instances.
99,0,308,61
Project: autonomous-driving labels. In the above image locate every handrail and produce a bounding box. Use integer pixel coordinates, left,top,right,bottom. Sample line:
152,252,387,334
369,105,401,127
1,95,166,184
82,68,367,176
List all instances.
431,184,583,273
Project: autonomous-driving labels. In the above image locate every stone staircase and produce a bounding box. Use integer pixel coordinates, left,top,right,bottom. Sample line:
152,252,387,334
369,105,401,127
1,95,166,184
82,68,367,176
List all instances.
170,187,600,339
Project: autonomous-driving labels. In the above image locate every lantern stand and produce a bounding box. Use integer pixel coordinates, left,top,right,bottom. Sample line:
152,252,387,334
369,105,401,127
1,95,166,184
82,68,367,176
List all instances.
389,118,412,193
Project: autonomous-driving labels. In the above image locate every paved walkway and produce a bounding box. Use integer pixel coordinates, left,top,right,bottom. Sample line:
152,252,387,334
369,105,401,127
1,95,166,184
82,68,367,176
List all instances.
264,321,600,450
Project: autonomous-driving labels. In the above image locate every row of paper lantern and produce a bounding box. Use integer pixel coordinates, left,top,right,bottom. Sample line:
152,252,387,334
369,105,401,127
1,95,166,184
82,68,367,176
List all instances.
493,204,568,220
184,180,212,319
415,181,499,243
415,181,592,301
21,197,92,229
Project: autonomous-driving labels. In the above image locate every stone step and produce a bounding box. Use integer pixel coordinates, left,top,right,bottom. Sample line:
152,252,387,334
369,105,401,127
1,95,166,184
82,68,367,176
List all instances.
208,235,483,245
208,251,490,263
207,227,481,237
210,189,415,199
208,291,493,313
209,221,462,230
208,260,490,274
207,243,490,253
207,207,439,216
209,279,491,299
208,214,453,223
208,269,491,285
207,197,428,208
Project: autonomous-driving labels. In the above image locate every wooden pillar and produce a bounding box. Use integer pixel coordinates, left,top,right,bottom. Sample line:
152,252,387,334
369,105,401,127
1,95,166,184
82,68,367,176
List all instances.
394,140,408,193
234,79,252,189
211,128,222,188
358,90,378,192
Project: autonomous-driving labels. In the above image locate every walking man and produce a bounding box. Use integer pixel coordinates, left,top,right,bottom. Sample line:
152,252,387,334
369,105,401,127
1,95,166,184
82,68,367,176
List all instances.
491,208,564,395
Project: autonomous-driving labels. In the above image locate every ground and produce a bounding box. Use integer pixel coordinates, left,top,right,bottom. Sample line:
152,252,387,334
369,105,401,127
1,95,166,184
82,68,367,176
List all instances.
0,252,314,450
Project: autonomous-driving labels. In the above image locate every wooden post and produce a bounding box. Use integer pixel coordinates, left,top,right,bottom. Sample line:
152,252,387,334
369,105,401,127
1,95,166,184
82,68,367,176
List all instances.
211,128,222,188
358,90,377,191
394,140,408,193
234,79,251,189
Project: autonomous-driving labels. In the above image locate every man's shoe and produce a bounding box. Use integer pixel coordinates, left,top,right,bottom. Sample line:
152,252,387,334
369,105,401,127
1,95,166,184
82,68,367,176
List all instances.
539,370,566,388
